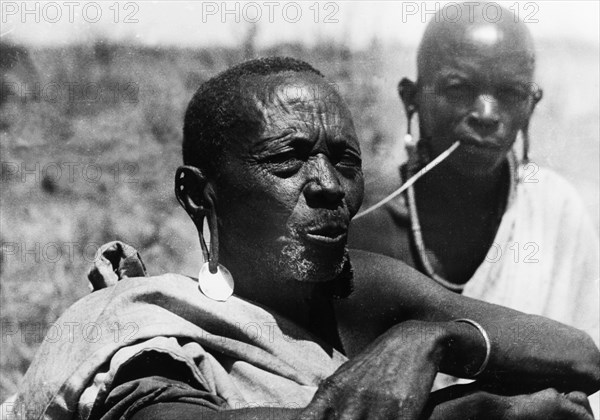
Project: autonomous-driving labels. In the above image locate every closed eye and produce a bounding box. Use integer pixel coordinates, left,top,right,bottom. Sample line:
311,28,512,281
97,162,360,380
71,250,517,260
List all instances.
333,149,362,176
336,151,361,166
260,149,308,177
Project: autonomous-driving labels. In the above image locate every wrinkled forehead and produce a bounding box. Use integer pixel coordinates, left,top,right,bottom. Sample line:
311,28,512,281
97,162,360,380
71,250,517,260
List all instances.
246,72,356,139
255,72,350,119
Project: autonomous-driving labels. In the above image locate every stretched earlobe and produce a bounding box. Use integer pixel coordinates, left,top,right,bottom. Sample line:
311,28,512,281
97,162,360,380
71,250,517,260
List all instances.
516,87,541,166
398,78,418,149
398,78,419,116
202,184,219,274
175,165,234,301
198,184,234,301
521,125,531,164
519,87,541,165
175,165,208,225
175,165,212,263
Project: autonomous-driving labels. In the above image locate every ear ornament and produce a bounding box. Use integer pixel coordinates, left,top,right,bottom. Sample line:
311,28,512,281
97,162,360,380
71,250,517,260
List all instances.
175,166,234,302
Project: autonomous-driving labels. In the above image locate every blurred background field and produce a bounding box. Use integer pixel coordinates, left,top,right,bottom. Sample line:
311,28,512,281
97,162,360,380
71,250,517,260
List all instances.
1,35,598,400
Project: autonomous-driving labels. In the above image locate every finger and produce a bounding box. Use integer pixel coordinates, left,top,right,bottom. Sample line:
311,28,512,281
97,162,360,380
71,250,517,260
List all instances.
557,395,595,420
427,382,480,406
565,391,593,416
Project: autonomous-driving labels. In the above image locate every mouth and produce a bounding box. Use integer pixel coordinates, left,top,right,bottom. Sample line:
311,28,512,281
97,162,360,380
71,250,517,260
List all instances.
458,136,503,152
303,224,348,246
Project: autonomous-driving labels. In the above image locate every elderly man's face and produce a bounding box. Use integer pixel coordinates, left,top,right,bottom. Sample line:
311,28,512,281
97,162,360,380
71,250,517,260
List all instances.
418,23,536,175
214,72,364,283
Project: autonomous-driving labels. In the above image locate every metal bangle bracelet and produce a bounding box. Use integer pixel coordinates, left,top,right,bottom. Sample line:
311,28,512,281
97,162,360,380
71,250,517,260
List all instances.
454,318,492,378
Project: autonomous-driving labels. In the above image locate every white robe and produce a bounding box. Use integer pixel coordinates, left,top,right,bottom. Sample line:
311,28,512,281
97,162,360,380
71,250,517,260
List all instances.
464,167,599,346
439,168,599,414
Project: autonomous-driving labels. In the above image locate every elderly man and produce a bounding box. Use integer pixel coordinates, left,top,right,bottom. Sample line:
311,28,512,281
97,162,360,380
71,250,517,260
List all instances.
350,3,599,344
6,58,599,420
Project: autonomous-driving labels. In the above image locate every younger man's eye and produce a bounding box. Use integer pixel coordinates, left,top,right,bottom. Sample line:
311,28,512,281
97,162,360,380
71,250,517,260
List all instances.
496,86,529,105
442,82,476,104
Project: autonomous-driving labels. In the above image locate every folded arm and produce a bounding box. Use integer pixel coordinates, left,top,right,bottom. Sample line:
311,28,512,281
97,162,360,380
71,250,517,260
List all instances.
127,322,595,420
344,250,600,394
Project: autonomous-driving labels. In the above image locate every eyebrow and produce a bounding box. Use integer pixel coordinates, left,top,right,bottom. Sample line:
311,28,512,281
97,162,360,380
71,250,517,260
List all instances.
435,67,532,89
251,131,312,155
434,67,470,80
256,130,295,144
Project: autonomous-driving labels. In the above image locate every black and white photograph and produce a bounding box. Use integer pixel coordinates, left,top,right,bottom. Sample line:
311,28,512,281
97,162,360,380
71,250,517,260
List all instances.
1,1,599,419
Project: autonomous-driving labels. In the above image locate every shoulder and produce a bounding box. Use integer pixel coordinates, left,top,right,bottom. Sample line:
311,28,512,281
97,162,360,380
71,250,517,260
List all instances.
68,273,198,317
337,250,464,354
336,250,422,354
42,273,238,346
15,273,205,412
346,249,446,317
519,166,592,220
521,166,583,203
349,249,418,280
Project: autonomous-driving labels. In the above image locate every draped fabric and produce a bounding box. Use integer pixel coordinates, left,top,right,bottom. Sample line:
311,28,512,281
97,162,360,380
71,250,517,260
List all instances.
3,274,347,420
463,168,599,346
436,168,600,414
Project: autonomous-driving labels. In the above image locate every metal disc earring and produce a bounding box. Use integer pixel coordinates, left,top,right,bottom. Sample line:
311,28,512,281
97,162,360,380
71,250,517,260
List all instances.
198,260,234,302
197,207,234,302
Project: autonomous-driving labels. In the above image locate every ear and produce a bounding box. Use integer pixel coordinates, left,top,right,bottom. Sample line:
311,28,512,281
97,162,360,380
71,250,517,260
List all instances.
398,78,419,117
530,87,543,113
175,165,214,228
203,183,219,273
521,86,543,133
176,166,220,271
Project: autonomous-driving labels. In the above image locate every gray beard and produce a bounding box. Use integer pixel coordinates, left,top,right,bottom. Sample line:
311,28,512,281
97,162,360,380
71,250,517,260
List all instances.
265,240,348,284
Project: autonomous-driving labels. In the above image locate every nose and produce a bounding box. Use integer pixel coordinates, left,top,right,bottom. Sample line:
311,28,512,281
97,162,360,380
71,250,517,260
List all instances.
304,154,345,208
467,94,500,135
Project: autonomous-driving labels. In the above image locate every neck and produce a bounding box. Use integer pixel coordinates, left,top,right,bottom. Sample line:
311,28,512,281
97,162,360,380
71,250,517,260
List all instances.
220,247,334,332
219,244,349,352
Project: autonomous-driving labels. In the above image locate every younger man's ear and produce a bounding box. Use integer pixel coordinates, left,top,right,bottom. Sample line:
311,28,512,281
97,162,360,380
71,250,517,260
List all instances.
175,165,212,223
531,87,543,108
522,86,543,123
398,78,419,116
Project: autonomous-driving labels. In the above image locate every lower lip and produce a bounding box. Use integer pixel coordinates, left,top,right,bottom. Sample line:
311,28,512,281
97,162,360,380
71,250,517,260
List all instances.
304,232,347,245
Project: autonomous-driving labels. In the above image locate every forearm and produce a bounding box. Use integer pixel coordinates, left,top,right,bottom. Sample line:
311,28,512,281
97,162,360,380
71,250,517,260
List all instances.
411,284,600,392
451,309,600,393
421,391,501,420
131,403,302,420
350,251,600,393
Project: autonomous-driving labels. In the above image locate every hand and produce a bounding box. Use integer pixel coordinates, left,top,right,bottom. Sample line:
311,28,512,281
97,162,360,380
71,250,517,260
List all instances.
505,389,594,420
299,321,447,420
421,384,594,420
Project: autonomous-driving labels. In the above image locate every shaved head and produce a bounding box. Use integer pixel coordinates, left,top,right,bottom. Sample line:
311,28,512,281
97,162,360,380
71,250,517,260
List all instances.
417,2,536,81
397,2,543,175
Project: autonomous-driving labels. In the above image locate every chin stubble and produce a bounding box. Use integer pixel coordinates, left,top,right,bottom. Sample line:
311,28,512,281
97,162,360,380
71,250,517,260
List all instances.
267,240,347,283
